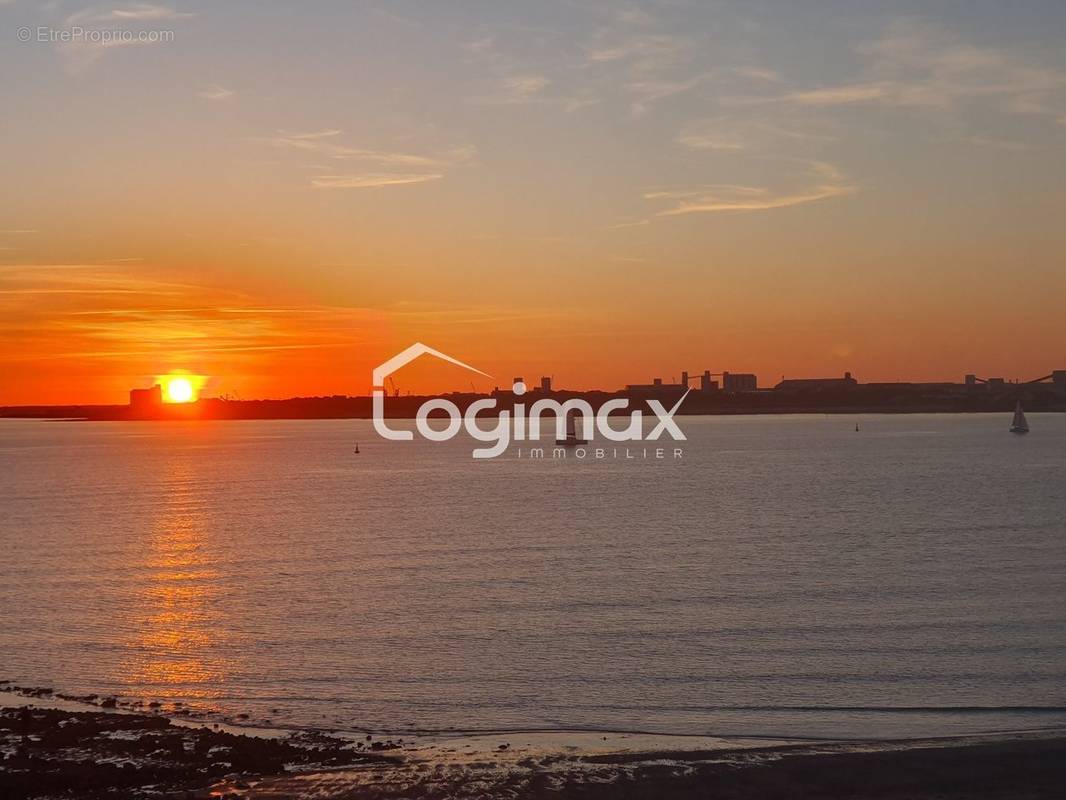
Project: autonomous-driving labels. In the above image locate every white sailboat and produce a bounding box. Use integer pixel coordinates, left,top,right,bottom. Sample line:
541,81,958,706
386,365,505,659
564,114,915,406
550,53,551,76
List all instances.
1009,401,1029,434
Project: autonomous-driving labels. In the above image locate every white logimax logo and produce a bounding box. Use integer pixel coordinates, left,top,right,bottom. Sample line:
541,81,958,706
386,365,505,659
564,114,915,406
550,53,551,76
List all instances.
372,343,688,459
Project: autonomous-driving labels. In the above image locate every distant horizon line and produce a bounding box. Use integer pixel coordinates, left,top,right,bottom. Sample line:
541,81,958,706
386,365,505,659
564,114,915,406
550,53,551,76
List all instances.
4,368,1064,410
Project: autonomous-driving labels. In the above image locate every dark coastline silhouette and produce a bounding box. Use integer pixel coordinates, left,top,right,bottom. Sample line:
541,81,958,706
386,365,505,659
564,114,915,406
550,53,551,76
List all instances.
3,372,1065,421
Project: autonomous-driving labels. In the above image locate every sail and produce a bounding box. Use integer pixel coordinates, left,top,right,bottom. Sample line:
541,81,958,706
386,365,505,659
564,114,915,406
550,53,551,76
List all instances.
1011,401,1029,432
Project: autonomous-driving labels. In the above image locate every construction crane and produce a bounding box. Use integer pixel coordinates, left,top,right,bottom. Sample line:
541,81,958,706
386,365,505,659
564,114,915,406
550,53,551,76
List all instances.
387,376,399,398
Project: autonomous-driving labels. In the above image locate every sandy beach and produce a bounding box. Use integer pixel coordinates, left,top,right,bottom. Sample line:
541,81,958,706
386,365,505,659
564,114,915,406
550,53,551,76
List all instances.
4,688,1065,800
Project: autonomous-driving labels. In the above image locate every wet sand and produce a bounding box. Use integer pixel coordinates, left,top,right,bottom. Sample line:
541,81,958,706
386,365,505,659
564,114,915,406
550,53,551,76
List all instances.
237,732,1066,799
3,695,1066,800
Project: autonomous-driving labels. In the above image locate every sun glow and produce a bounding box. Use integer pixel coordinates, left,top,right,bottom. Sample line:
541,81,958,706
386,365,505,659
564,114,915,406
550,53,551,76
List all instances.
159,373,205,403
166,377,194,403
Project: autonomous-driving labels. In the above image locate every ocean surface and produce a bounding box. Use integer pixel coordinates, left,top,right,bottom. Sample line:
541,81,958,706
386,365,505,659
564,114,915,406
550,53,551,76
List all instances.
1,414,1064,740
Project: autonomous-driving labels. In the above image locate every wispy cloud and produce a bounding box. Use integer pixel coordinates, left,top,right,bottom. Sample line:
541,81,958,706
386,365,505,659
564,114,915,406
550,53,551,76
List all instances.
731,66,783,84
586,32,693,69
783,83,893,107
751,19,1066,122
197,84,235,101
54,4,190,73
654,183,853,215
505,74,550,97
0,265,370,369
473,74,551,105
644,161,855,218
583,6,694,74
678,117,836,151
708,18,1066,156
256,129,467,167
461,30,597,111
0,264,203,298
0,264,556,380
310,173,444,189
465,7,711,116
65,3,193,25
257,129,473,189
581,7,702,115
627,73,709,116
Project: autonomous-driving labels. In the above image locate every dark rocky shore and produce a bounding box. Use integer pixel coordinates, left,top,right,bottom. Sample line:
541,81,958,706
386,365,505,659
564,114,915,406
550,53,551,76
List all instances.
3,700,1066,800
0,705,396,800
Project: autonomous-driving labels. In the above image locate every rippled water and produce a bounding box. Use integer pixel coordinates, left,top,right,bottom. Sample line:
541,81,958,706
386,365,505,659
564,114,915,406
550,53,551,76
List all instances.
2,414,1064,739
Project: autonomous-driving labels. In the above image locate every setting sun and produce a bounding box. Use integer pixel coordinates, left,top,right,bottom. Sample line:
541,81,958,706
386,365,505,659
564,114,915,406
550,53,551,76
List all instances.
160,374,202,404
165,378,194,403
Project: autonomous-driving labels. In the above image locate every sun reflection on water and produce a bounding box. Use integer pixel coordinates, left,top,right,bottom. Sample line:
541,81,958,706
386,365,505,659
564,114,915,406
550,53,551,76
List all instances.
121,459,233,701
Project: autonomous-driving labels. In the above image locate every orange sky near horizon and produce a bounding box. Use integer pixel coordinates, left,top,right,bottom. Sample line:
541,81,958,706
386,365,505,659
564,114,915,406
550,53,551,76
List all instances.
2,3,1064,405
2,251,1061,406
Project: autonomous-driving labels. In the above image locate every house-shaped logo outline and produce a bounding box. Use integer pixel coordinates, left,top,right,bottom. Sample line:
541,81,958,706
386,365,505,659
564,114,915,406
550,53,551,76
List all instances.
372,342,492,389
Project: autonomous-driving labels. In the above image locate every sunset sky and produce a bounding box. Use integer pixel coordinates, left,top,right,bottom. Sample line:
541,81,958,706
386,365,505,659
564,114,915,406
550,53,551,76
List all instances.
2,1,1065,404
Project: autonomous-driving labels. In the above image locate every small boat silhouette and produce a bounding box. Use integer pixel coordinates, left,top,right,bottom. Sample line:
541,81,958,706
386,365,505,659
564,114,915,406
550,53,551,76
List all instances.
1009,401,1029,434
555,413,589,447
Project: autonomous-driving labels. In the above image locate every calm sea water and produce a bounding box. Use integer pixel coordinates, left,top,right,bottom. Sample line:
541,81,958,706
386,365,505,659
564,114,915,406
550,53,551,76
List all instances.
1,414,1064,740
